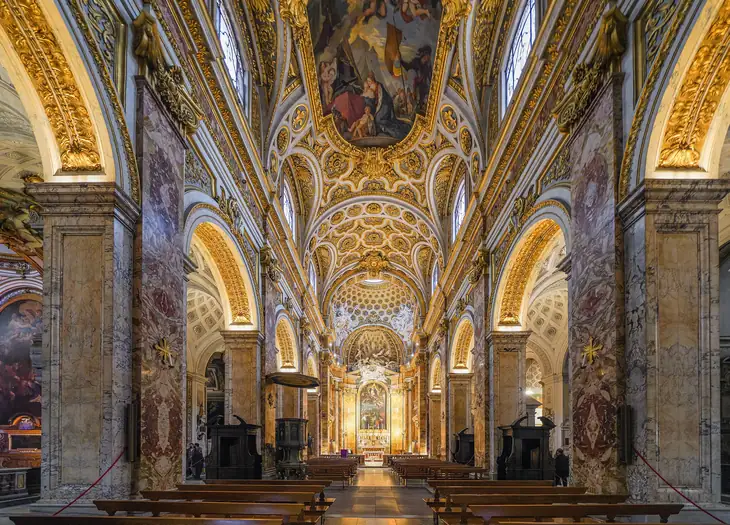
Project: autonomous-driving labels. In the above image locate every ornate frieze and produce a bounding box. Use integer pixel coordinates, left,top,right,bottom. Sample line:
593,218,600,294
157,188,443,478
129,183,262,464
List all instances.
185,149,214,196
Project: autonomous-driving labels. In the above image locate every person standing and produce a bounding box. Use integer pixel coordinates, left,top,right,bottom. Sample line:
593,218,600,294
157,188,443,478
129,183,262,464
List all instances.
554,448,569,486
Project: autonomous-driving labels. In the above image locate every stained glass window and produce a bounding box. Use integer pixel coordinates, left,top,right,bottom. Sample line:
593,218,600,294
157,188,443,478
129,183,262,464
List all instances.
215,0,250,114
504,0,537,108
282,184,296,239
453,181,466,241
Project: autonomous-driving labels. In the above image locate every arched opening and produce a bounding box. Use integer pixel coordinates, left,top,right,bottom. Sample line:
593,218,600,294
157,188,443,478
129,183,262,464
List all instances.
450,317,474,460
429,355,443,458
274,316,300,423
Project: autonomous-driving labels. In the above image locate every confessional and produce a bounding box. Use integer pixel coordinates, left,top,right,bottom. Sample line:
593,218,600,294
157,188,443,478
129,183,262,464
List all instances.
207,416,262,479
452,428,475,465
496,414,555,480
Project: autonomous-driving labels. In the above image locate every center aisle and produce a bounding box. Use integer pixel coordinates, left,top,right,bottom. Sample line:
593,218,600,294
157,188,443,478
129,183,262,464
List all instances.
324,467,433,525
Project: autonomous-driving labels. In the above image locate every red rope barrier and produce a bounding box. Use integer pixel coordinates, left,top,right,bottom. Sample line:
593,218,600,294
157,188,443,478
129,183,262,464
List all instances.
632,446,726,524
53,449,126,516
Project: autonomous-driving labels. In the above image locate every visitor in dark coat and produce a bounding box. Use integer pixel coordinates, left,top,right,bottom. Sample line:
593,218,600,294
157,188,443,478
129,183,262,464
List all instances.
554,448,569,486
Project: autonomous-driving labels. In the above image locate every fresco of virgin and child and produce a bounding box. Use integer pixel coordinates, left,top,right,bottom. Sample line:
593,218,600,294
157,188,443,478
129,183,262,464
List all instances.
308,0,442,146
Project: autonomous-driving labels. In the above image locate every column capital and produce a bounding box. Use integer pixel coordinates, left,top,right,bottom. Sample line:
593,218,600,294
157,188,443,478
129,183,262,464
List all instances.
448,372,473,382
486,331,532,350
619,178,730,227
27,182,139,232
219,330,264,348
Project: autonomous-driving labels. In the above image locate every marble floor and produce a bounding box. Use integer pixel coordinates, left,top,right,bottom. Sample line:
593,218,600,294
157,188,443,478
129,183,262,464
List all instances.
323,467,432,525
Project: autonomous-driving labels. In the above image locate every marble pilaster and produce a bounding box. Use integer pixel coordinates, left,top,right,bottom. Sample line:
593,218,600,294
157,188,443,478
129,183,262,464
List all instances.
620,178,730,503
486,331,530,474
133,78,187,491
319,355,332,454
186,372,207,448
428,393,441,457
28,183,138,502
471,271,489,468
221,331,263,428
567,75,626,494
307,391,320,458
448,373,473,456
416,354,429,453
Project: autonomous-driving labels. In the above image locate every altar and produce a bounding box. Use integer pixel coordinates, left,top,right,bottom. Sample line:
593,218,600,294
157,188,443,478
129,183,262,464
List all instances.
358,428,389,465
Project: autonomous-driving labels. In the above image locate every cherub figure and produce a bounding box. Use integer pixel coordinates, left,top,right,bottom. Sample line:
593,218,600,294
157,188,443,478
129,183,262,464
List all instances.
349,106,376,139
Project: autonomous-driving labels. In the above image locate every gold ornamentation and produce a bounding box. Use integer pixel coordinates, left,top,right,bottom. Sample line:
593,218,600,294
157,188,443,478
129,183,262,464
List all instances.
658,0,730,168
440,105,458,133
471,0,502,96
619,0,692,200
358,251,390,280
78,0,126,96
275,319,297,369
553,6,628,133
261,244,283,282
195,223,252,324
467,249,488,284
498,220,560,325
441,0,472,31
133,11,201,135
276,127,290,153
0,0,103,172
292,105,309,132
451,319,474,371
581,335,603,366
459,127,473,155
0,188,43,261
279,0,309,31
342,325,404,370
154,338,175,367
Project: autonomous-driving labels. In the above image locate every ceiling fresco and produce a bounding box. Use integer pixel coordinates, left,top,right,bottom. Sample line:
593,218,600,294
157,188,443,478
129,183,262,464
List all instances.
307,0,442,146
342,324,405,371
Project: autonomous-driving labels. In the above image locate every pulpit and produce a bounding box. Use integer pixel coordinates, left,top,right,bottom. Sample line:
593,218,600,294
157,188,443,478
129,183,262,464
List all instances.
207,416,262,479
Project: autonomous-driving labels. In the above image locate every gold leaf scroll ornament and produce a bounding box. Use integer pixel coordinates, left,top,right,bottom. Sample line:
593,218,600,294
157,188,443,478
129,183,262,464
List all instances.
154,338,175,368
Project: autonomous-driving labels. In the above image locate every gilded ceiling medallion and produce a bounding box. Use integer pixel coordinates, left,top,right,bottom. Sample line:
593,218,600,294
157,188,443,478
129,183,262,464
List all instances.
292,104,309,132
440,105,458,133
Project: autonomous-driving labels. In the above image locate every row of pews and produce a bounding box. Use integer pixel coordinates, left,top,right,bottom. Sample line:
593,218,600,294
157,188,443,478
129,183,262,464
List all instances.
305,457,358,488
390,457,487,485
424,478,687,524
9,479,337,525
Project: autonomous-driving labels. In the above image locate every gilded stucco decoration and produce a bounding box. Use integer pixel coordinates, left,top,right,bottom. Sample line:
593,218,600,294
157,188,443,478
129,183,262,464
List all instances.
244,0,278,99
292,105,309,133
459,127,473,155
276,127,291,153
498,220,561,326
275,318,298,370
658,0,730,169
471,0,501,99
440,105,458,133
343,325,405,371
0,0,102,172
451,318,474,371
133,11,202,135
553,6,628,133
194,223,252,325
0,187,42,265
430,355,443,391
77,0,126,95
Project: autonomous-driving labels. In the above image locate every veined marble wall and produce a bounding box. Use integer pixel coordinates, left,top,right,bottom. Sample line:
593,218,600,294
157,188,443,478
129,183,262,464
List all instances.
134,82,186,491
622,179,729,503
567,76,626,494
429,394,441,457
471,275,488,468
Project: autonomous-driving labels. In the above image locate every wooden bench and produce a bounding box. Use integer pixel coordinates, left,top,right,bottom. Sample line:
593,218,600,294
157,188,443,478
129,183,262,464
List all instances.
142,491,335,508
202,480,331,487
429,484,586,502
305,462,356,488
428,466,488,479
467,503,684,524
92,500,326,523
179,484,329,501
11,518,285,525
428,479,553,488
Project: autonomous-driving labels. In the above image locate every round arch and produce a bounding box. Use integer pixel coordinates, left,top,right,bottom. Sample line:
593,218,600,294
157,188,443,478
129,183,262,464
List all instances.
450,315,475,372
430,354,443,393
491,218,565,330
275,314,299,372
341,324,405,370
184,205,260,330
0,1,137,198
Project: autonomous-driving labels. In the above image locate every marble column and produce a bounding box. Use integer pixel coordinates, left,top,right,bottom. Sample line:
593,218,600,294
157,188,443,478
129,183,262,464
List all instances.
621,178,730,503
29,183,138,502
416,354,429,453
221,331,263,427
486,331,530,473
449,373,473,456
565,75,626,494
319,354,332,454
133,78,188,491
307,391,320,458
428,393,441,457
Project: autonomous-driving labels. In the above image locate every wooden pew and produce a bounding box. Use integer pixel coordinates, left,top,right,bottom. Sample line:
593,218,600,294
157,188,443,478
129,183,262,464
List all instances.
11,518,285,525
467,503,684,524
305,460,357,488
429,483,585,502
179,484,329,501
203,480,331,487
142,490,335,508
428,466,488,479
92,500,327,523
428,479,553,488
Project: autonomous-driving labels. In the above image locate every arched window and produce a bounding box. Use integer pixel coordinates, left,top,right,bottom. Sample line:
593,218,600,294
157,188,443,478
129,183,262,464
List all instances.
215,0,250,114
431,263,440,296
504,0,537,109
282,183,296,240
452,180,466,241
309,262,317,295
